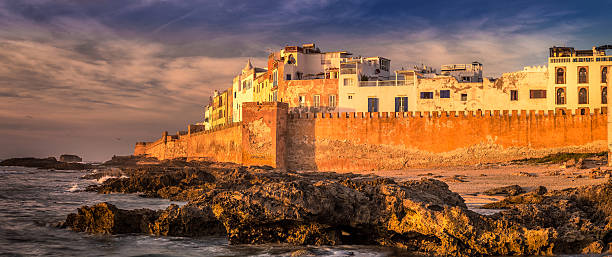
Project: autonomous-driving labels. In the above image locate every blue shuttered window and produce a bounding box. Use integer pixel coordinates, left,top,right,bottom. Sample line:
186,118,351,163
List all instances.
368,98,379,112
394,97,408,112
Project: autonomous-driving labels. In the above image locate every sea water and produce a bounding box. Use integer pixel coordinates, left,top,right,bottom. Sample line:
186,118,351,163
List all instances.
0,167,399,257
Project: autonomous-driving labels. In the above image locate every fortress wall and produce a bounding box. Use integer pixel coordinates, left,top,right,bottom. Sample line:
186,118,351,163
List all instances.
186,123,243,163
286,111,607,171
137,104,607,171
136,102,287,167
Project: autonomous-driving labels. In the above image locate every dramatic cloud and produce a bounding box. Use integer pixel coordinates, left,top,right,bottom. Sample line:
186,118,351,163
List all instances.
0,0,610,161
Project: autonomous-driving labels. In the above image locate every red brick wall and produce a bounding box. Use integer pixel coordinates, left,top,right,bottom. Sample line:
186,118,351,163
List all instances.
286,111,607,171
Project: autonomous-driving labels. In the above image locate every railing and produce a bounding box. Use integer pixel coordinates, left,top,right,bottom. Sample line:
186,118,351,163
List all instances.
551,57,612,63
359,79,414,87
340,68,357,74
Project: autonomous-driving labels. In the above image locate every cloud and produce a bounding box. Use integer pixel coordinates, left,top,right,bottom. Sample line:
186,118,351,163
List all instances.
0,0,609,161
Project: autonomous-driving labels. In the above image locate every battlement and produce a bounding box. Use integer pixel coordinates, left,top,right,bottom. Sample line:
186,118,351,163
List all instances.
136,102,608,171
522,65,547,72
288,109,603,119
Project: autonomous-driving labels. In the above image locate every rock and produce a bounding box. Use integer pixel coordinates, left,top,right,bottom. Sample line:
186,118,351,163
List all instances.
576,158,586,169
0,157,92,170
61,202,225,236
66,161,612,256
483,185,525,196
582,241,604,254
533,186,548,195
443,174,468,183
59,154,82,163
565,158,577,167
513,171,537,177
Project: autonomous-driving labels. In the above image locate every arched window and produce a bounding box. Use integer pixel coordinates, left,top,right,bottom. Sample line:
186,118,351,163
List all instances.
287,54,296,65
602,67,608,84
578,67,588,83
556,88,565,105
556,68,565,84
602,87,608,104
579,88,588,104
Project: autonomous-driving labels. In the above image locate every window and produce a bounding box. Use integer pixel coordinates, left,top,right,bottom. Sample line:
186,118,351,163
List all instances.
380,59,390,72
329,95,336,108
343,78,353,86
461,94,467,101
578,67,588,83
602,87,607,104
234,92,236,98
420,92,433,99
578,88,588,104
556,88,565,105
367,98,379,112
287,54,295,64
556,67,565,84
286,74,291,81
313,95,320,108
440,90,450,98
348,95,353,100
510,90,518,101
529,90,546,99
395,97,408,112
603,67,608,84
273,70,278,87
298,96,305,107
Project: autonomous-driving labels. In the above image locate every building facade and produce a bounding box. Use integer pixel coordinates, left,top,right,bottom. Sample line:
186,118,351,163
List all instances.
547,46,612,114
202,44,612,130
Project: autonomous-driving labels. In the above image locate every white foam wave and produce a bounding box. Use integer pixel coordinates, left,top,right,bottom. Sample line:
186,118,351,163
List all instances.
96,175,117,184
67,184,79,192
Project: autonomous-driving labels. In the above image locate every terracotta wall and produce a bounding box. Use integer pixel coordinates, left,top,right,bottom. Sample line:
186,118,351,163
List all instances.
136,102,288,167
138,104,607,171
286,110,607,171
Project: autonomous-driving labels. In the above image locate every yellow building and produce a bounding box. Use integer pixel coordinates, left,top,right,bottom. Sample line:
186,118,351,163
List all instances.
210,89,231,128
253,72,275,103
547,46,612,114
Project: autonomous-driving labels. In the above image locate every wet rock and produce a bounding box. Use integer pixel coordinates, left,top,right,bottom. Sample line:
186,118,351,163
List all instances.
61,202,225,236
0,157,93,170
483,185,525,196
59,154,82,163
61,202,157,234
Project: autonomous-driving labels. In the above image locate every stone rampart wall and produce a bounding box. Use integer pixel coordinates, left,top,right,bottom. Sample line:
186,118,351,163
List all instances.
137,105,607,171
286,110,607,171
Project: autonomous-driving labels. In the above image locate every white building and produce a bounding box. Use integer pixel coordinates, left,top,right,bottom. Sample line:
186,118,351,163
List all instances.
232,60,266,123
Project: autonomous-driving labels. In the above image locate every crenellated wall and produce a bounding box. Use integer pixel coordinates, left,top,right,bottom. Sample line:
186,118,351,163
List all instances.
136,102,287,167
137,104,607,171
286,110,607,171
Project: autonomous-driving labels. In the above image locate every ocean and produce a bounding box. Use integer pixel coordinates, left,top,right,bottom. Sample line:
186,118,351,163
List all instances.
0,166,399,257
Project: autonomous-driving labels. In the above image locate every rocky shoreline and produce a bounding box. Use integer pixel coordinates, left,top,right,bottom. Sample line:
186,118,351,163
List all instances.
59,158,612,256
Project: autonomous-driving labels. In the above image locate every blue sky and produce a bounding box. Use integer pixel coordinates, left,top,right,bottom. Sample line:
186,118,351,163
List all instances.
0,0,610,161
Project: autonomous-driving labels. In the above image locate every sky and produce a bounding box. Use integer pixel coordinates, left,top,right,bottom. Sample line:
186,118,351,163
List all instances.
0,0,611,161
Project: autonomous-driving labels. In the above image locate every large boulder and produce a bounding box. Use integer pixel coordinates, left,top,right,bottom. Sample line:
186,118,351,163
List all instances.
61,202,224,236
